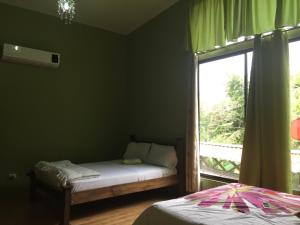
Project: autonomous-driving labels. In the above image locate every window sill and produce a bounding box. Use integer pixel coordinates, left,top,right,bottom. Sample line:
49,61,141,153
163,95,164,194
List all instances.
200,173,300,195
200,173,238,184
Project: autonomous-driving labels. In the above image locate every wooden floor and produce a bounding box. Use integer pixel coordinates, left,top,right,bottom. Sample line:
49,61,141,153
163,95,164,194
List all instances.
1,188,175,225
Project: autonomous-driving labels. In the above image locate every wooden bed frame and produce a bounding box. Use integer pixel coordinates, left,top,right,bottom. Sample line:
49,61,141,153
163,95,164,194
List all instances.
29,135,185,225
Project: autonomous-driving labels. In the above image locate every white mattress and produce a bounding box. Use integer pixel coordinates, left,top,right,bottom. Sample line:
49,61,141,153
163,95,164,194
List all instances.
71,160,177,192
133,197,300,225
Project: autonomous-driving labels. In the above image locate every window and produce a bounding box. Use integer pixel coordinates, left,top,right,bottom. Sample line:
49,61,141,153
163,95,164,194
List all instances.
199,51,252,180
289,40,300,191
199,37,300,191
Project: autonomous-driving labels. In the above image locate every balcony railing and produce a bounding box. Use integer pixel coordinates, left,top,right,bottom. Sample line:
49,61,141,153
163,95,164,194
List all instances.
200,142,300,190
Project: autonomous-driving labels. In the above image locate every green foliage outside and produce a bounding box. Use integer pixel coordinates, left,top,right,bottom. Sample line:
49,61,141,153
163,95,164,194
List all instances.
200,73,300,150
200,74,245,145
291,73,300,150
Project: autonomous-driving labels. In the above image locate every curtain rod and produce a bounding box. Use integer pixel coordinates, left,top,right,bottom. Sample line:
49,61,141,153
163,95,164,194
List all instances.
198,26,300,61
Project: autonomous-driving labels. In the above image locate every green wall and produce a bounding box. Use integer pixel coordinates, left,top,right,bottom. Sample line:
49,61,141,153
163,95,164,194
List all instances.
127,0,192,141
0,0,192,189
0,3,128,188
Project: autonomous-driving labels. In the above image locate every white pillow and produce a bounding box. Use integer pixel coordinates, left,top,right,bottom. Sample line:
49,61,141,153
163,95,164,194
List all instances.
144,143,178,169
123,142,151,161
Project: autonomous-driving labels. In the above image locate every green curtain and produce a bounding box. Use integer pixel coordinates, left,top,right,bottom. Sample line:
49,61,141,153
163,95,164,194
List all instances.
276,0,300,28
189,0,300,53
189,0,225,52
225,0,276,41
239,30,292,193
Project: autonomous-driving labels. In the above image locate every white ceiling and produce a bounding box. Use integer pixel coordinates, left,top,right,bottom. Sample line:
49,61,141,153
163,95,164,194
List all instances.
0,0,179,35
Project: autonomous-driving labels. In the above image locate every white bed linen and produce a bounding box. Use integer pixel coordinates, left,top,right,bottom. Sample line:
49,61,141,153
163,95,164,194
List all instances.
71,160,176,192
133,197,300,225
34,160,100,188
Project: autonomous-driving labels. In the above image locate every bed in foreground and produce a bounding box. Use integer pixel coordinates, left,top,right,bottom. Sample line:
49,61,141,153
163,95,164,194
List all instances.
133,183,300,225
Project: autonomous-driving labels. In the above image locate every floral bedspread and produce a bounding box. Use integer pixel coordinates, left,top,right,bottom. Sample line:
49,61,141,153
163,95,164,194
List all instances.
184,183,300,214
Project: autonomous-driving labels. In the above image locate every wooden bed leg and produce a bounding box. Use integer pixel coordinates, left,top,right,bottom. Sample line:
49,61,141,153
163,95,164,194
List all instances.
61,186,71,225
29,171,37,202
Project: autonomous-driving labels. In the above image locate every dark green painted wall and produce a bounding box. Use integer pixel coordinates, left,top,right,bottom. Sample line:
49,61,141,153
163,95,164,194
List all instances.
0,3,128,188
0,0,192,189
127,0,192,142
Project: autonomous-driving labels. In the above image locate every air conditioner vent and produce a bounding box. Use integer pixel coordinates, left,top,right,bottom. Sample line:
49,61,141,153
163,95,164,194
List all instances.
1,43,60,68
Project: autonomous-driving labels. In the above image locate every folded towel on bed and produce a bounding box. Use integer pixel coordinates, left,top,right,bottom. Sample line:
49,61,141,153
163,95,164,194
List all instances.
34,160,100,188
122,158,142,165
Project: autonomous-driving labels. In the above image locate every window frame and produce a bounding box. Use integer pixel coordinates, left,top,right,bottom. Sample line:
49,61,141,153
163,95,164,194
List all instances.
198,28,300,190
198,50,251,183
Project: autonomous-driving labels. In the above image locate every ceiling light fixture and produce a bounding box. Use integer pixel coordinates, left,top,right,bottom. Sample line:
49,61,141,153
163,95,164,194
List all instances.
57,0,76,24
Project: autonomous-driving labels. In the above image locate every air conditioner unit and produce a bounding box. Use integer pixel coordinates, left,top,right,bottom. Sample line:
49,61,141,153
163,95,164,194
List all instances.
1,43,60,68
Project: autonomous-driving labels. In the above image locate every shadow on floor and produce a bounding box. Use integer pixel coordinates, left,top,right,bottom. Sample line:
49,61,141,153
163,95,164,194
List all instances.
0,187,176,225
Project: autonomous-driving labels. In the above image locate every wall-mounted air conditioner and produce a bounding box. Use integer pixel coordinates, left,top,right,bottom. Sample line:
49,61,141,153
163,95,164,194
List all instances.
1,43,60,68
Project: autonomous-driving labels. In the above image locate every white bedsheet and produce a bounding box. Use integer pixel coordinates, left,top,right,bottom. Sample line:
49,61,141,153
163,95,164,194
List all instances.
71,160,176,192
133,197,300,225
34,160,100,188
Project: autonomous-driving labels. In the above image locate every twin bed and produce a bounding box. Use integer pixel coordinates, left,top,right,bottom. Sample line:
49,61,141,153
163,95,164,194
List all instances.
29,135,185,225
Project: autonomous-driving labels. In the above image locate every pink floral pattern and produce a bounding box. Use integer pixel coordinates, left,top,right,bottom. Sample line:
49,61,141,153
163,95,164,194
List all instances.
184,183,300,214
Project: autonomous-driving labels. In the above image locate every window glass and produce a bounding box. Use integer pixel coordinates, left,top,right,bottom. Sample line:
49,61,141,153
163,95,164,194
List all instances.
199,54,247,179
247,52,252,82
289,40,300,191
